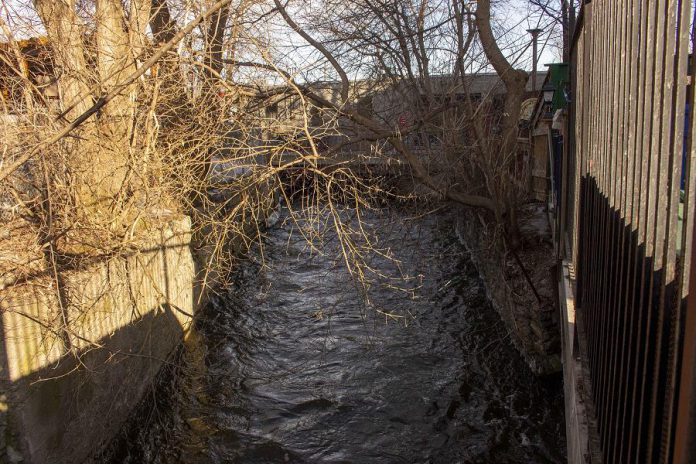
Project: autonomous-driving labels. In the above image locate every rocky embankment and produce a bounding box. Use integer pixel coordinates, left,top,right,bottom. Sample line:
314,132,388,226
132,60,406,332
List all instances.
457,202,562,376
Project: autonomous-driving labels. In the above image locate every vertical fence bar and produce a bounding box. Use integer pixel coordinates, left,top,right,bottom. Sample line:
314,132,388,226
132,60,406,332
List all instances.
592,0,608,426
657,0,691,460
605,0,630,458
585,0,601,387
671,2,696,462
596,1,613,440
628,1,659,460
614,0,641,460
636,0,666,459
602,0,624,451
592,1,610,407
624,1,651,461
647,0,686,461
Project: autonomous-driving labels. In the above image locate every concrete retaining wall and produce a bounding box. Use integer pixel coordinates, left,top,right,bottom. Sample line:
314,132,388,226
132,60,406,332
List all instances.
0,216,198,464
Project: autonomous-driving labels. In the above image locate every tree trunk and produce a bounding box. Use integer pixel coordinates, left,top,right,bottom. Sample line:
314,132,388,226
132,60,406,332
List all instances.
94,0,138,206
475,0,527,245
33,0,91,118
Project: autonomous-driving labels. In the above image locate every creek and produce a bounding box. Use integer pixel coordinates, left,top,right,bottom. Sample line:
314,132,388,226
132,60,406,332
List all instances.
106,204,565,464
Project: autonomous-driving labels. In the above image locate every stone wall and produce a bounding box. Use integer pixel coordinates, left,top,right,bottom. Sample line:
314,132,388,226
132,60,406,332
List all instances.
0,216,198,464
456,204,562,376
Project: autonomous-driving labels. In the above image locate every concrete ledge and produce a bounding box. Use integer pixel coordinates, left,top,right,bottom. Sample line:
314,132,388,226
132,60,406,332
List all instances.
559,259,602,463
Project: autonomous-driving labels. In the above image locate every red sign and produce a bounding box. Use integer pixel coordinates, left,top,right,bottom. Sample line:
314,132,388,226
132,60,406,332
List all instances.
398,113,408,128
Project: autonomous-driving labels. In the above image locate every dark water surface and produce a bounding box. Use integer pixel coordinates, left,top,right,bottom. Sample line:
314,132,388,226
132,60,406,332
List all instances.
113,205,565,463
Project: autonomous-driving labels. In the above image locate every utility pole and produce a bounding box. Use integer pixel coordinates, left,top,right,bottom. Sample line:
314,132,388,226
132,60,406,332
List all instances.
527,28,543,92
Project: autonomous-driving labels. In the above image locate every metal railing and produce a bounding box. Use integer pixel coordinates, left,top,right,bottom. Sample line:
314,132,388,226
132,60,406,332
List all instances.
565,1,695,462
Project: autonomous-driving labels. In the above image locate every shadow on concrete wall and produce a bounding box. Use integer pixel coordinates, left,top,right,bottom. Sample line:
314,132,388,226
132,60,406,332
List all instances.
1,303,188,464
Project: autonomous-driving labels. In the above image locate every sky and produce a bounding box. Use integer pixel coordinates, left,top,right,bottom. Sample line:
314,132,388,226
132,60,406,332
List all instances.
491,0,564,69
260,0,563,85
1,0,563,76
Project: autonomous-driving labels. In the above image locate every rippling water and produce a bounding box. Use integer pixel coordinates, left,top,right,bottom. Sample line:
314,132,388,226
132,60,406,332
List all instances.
109,204,565,464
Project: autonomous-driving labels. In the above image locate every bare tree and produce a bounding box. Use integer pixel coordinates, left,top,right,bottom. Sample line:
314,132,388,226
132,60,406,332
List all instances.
252,0,535,242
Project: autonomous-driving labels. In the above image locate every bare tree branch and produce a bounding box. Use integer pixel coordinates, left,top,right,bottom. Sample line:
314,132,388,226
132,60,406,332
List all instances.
273,0,350,104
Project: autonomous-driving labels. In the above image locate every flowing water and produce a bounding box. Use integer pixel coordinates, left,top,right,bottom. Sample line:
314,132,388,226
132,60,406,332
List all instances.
108,204,565,464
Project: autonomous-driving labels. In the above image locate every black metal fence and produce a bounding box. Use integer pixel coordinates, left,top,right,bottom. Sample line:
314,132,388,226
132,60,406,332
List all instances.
566,1,696,462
